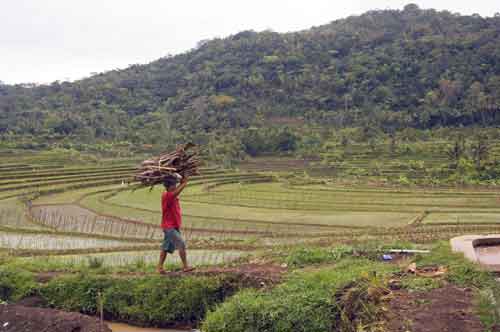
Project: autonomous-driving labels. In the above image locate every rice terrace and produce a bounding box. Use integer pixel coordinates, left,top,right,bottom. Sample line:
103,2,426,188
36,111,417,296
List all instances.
2,2,500,332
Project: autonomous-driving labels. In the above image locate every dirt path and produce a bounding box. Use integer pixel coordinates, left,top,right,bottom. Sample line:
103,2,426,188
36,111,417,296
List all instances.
0,304,111,332
386,285,486,332
36,263,287,287
157,263,286,287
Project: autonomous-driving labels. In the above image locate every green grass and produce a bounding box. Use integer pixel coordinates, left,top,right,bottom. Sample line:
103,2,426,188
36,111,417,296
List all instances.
189,182,500,213
203,258,396,332
0,199,46,229
33,184,122,205
105,185,413,228
0,177,126,201
0,167,134,184
477,288,500,331
202,242,500,332
400,276,444,292
6,150,500,237
424,212,500,224
0,172,132,194
416,242,498,288
283,245,354,267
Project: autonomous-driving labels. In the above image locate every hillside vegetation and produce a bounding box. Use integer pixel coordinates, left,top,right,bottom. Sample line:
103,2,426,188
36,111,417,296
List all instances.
1,4,500,150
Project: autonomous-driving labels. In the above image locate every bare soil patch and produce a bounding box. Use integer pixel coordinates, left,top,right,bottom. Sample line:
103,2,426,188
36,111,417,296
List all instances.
386,285,486,332
0,304,111,332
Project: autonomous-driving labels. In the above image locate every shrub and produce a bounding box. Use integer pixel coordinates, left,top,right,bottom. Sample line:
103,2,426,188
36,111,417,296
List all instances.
397,175,411,185
41,274,114,314
0,267,37,302
41,273,237,326
103,275,233,326
285,245,353,268
86,256,104,269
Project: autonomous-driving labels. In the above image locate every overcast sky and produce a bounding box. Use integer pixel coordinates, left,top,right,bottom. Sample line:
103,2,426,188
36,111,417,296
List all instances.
1,0,498,85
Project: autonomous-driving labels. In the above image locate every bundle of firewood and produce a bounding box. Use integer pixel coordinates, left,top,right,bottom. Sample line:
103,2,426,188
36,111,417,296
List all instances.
135,143,201,187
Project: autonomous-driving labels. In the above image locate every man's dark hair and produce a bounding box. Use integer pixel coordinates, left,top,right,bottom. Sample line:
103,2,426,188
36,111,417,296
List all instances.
163,177,178,189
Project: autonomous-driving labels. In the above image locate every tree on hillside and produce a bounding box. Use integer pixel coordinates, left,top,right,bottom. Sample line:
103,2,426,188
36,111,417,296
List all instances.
470,135,489,171
486,76,500,122
446,136,466,169
275,129,298,152
389,134,398,156
465,82,489,126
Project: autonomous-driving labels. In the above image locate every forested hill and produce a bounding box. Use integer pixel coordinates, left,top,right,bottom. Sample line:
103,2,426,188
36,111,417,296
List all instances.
1,4,500,145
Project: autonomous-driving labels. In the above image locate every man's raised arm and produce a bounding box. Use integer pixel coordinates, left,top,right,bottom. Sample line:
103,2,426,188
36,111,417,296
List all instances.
173,177,189,197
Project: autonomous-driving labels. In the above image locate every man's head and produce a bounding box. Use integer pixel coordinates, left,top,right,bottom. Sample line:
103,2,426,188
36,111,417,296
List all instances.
163,177,178,191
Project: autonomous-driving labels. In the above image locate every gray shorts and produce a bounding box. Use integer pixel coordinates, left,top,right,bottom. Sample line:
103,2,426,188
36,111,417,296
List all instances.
161,228,186,253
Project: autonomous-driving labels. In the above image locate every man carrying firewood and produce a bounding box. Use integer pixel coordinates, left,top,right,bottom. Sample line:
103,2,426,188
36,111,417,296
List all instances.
157,176,195,274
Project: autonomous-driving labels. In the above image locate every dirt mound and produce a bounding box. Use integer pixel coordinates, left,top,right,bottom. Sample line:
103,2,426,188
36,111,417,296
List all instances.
0,304,111,332
386,285,485,332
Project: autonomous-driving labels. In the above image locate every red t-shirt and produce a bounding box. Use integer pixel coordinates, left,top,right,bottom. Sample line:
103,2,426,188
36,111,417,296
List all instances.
161,191,182,229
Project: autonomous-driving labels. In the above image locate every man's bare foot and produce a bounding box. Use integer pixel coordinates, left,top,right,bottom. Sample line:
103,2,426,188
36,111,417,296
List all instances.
157,267,167,275
182,266,195,273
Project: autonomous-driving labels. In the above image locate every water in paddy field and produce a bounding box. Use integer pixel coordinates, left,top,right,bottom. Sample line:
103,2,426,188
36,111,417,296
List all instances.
0,231,139,250
107,322,197,332
49,249,245,267
475,245,500,268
